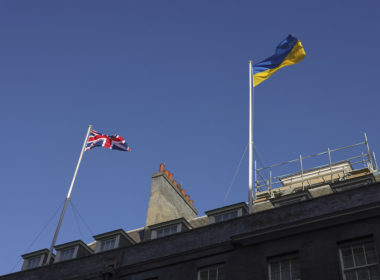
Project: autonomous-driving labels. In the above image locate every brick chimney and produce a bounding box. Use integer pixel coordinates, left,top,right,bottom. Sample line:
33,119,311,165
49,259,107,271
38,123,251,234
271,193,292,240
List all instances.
145,164,197,226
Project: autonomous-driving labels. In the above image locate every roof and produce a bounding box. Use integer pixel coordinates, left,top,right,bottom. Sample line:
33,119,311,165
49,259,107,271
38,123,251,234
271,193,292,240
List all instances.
205,202,248,216
148,217,192,230
93,228,136,245
21,249,51,260
54,240,93,254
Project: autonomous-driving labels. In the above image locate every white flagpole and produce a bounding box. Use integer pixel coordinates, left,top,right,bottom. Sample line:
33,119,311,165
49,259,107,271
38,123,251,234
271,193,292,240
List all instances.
248,61,254,214
46,124,92,264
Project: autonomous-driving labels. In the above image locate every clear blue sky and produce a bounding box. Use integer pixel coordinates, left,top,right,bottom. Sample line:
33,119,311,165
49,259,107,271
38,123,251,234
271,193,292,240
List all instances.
1,0,379,275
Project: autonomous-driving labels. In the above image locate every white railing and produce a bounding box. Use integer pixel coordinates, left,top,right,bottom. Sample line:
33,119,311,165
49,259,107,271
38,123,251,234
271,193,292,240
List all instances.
254,134,378,200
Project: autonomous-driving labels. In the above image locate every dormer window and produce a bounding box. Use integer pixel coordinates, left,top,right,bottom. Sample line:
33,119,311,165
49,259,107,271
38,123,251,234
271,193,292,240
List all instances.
206,202,248,224
54,240,93,263
93,229,135,253
156,224,179,238
214,210,238,223
59,247,75,261
149,218,192,240
26,256,42,269
21,249,53,270
100,238,116,251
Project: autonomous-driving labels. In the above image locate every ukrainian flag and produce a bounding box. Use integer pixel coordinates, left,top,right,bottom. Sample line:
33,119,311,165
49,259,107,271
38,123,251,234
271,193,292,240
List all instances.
253,35,306,87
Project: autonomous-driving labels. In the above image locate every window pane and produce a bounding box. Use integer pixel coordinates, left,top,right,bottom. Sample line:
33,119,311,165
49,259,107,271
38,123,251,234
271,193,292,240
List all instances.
345,270,358,280
342,247,353,257
101,238,116,251
271,262,281,280
230,211,238,218
217,266,225,280
214,211,238,223
342,248,355,268
365,243,378,264
291,259,301,280
357,268,369,280
27,257,40,269
269,256,300,280
155,225,178,239
198,265,224,280
209,268,217,280
343,256,355,269
370,266,380,280
171,225,178,234
199,270,208,280
271,269,281,280
60,248,75,261
281,259,291,280
353,246,366,266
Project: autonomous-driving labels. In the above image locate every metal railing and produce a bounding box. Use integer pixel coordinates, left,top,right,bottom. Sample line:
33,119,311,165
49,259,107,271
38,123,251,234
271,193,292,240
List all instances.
254,133,378,200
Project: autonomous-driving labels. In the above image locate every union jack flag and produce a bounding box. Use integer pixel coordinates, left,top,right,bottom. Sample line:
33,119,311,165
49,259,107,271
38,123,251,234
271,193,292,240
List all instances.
86,130,131,152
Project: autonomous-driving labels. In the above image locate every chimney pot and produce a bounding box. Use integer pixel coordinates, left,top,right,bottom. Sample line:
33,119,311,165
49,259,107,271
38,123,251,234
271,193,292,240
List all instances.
169,173,174,180
173,180,177,186
164,170,170,177
177,184,182,189
189,199,194,205
185,194,190,200
159,163,165,172
181,189,186,195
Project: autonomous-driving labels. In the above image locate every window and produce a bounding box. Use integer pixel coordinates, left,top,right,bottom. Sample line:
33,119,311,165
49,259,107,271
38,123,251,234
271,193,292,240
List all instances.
60,247,75,261
156,225,178,238
100,238,116,251
268,254,300,280
206,203,247,224
26,256,41,269
198,264,225,280
149,219,190,239
214,211,238,223
339,239,380,280
271,193,310,208
94,230,134,253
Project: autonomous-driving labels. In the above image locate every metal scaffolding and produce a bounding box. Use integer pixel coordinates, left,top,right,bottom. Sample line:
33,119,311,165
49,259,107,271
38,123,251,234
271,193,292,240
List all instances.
254,134,378,200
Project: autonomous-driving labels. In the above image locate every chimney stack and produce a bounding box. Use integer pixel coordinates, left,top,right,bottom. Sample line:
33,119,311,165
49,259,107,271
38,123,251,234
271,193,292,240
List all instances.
145,164,197,227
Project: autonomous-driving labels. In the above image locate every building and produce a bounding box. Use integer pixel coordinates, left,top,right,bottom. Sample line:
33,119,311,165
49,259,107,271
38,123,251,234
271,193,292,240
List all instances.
1,140,380,280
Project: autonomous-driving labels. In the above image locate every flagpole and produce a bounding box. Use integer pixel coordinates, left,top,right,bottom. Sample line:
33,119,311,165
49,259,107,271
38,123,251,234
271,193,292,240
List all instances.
248,60,254,214
46,124,92,264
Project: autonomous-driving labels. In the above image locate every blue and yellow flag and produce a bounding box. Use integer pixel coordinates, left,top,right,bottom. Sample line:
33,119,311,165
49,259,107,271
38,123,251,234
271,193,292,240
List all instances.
253,35,306,87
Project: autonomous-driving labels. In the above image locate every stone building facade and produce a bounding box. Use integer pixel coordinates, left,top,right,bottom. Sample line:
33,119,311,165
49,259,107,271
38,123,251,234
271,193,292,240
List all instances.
1,163,380,280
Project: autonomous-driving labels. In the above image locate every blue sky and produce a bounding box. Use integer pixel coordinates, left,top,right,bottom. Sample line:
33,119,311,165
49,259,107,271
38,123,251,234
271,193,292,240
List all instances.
1,0,380,275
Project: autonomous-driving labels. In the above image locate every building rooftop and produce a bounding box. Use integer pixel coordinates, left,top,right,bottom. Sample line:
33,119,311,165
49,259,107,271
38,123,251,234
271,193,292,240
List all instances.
2,136,380,279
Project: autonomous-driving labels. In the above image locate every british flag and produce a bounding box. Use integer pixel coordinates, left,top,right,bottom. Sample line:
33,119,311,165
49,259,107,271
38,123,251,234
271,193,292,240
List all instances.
85,130,131,152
